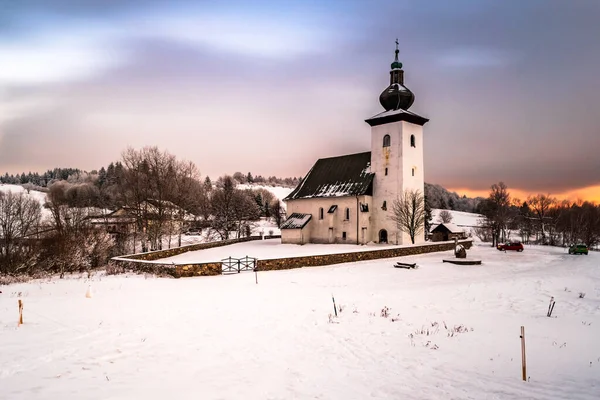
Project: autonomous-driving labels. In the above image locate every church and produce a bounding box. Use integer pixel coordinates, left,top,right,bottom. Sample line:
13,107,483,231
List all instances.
280,42,429,246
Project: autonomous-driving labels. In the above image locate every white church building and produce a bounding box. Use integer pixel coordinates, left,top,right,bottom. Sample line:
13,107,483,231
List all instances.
281,42,429,245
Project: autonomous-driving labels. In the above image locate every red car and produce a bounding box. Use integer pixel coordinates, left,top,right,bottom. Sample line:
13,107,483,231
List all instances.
497,242,524,252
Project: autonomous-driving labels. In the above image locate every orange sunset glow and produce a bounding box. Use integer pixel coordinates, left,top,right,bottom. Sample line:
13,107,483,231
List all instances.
448,185,600,204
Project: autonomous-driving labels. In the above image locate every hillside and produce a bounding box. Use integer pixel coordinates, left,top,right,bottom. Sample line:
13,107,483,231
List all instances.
0,184,50,220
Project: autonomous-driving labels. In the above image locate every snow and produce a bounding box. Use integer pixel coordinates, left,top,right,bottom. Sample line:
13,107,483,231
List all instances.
0,184,50,220
157,239,403,264
237,184,293,205
432,208,482,228
279,212,311,230
1,244,599,399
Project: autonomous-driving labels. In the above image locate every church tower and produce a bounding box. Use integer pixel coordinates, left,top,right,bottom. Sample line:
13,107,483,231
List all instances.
365,41,429,245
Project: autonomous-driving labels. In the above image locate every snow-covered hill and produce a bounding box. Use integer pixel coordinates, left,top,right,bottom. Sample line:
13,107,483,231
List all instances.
432,208,482,228
0,184,50,220
237,184,293,208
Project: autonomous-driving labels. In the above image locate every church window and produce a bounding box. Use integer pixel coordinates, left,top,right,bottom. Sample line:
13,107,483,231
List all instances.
410,134,416,148
382,201,387,211
383,134,391,147
412,168,415,176
319,207,324,220
345,207,350,220
385,167,388,176
342,232,347,240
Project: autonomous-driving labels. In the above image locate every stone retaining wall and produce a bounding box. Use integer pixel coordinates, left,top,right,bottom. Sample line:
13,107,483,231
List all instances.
256,239,473,271
110,260,222,278
117,236,262,261
112,238,473,278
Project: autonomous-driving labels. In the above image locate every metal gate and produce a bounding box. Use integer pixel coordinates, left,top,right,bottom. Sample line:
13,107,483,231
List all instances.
221,256,257,274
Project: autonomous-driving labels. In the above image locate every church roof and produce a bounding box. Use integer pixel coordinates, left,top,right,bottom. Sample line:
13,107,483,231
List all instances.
280,213,312,229
366,108,429,127
284,152,374,201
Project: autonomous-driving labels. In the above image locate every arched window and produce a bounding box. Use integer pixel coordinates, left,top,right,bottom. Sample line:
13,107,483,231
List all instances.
382,201,387,211
410,134,416,148
385,167,388,176
412,167,415,177
345,207,350,220
319,207,324,220
383,134,391,147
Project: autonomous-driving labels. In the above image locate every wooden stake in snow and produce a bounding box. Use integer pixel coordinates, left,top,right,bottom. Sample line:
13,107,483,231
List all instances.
18,299,23,326
86,285,93,298
520,326,527,381
332,295,338,317
547,297,555,317
255,269,258,285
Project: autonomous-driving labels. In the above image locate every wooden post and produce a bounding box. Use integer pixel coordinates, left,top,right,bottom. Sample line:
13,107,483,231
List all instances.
332,295,338,318
520,326,527,381
18,299,23,326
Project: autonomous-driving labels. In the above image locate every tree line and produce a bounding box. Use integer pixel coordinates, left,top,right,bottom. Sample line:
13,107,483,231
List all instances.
0,146,286,277
476,182,600,248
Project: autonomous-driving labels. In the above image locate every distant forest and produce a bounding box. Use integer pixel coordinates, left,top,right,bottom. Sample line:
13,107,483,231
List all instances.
0,168,302,190
0,169,481,212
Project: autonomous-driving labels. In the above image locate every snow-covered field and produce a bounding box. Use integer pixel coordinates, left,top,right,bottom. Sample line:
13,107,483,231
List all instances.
158,240,401,263
1,244,599,399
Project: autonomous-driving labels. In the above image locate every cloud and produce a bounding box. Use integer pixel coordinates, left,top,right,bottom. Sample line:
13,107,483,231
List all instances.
1,0,600,201
436,47,514,68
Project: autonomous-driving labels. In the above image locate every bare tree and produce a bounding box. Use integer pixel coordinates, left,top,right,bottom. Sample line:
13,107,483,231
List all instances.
209,176,260,240
389,189,426,244
437,210,453,224
0,191,42,273
527,194,557,244
479,182,511,247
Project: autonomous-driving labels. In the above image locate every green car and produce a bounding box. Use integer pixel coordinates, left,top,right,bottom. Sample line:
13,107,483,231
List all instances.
568,244,589,255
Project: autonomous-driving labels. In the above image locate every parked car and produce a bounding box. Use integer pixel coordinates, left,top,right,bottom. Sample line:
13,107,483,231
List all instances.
497,242,524,252
568,244,589,255
184,229,201,236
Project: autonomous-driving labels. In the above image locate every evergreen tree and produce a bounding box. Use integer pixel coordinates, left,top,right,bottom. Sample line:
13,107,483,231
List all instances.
424,195,433,237
448,197,455,210
97,167,107,187
246,172,254,183
439,197,447,209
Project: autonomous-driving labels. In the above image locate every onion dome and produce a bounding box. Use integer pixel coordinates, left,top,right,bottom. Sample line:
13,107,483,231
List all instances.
379,40,415,111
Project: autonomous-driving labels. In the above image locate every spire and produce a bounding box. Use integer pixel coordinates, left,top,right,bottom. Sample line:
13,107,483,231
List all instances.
391,38,402,70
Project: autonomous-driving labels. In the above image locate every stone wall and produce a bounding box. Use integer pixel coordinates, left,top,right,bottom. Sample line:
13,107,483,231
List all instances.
256,239,473,271
110,260,222,278
116,236,262,261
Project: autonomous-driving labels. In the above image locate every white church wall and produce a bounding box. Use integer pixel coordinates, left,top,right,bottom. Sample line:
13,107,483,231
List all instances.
369,120,425,245
283,196,373,244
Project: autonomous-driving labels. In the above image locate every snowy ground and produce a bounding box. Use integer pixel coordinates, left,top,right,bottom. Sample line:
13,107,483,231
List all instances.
1,244,599,399
158,240,401,263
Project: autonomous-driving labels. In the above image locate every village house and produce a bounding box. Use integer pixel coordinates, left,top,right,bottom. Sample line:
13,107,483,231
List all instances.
429,223,468,242
281,42,429,245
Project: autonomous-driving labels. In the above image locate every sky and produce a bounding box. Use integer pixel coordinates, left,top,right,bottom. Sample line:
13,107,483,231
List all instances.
1,0,599,202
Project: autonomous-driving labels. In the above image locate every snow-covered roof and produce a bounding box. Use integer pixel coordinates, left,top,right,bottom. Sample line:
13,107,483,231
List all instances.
431,223,465,234
284,152,374,201
280,213,312,229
